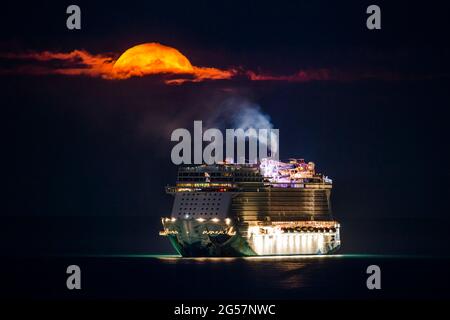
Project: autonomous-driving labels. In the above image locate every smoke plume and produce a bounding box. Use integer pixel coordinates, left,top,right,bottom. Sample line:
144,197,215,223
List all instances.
205,97,278,159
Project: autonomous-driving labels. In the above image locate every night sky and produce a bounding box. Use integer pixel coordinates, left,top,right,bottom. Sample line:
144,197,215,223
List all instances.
1,1,449,255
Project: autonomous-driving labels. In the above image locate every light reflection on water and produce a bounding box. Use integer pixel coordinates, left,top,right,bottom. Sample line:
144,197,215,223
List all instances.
51,253,450,298
152,255,344,289
115,253,433,290
81,253,432,259
155,254,343,262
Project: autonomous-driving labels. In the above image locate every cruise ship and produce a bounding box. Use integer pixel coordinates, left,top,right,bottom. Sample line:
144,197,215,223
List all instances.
160,158,341,256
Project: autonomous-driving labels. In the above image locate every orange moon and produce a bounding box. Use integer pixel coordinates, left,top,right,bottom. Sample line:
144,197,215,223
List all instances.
112,43,194,78
111,42,234,83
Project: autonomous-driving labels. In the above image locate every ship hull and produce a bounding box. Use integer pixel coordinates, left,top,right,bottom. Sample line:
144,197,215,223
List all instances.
161,220,341,257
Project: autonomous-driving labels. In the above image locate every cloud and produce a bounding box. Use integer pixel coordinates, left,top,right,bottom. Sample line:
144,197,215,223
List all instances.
0,50,116,77
246,69,331,82
0,43,237,84
0,42,412,84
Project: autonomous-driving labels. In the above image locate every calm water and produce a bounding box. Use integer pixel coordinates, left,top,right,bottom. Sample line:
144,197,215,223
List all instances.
2,254,450,299
2,217,450,299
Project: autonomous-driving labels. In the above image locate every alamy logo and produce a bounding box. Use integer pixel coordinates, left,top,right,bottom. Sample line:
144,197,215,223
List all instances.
366,5,381,30
366,265,381,289
66,5,81,30
66,265,81,290
171,121,279,165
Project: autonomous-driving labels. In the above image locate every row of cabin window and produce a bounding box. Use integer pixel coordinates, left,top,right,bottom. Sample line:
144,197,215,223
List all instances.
180,203,220,206
178,177,260,182
180,207,220,211
183,193,223,197
181,198,220,201
179,172,258,176
178,212,219,215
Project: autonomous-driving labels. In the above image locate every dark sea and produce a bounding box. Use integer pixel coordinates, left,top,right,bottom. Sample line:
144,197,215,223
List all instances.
2,255,450,300
1,216,450,300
